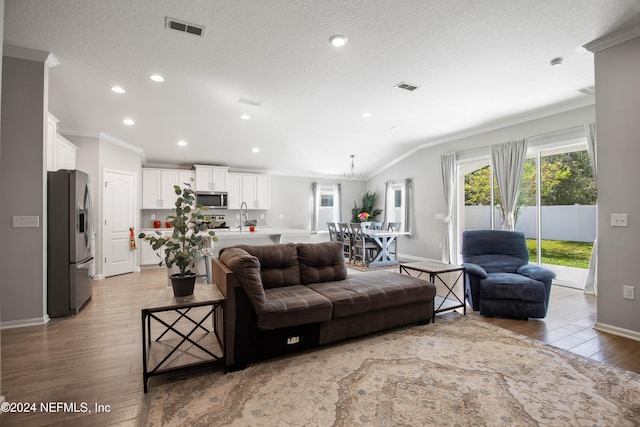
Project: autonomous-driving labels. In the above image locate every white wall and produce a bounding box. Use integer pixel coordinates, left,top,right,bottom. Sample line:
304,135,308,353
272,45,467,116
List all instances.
591,31,640,336
367,105,596,260
265,175,366,230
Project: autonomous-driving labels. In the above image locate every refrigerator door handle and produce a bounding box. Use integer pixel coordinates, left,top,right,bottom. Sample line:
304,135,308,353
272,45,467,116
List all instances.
84,183,93,252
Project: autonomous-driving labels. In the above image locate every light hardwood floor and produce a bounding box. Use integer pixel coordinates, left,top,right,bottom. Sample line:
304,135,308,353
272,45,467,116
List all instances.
1,268,639,426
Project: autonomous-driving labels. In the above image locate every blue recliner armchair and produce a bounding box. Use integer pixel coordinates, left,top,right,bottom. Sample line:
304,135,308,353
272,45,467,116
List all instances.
461,230,556,319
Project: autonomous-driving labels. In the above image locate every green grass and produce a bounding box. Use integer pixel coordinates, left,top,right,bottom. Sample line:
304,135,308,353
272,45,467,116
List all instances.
526,239,593,269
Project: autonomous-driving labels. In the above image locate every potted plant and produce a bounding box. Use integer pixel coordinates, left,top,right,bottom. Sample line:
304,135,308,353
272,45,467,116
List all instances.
139,181,217,296
352,191,383,223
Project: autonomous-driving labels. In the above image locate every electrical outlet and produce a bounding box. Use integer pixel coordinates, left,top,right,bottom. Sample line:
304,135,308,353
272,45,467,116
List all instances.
623,286,635,300
12,216,40,228
611,213,628,227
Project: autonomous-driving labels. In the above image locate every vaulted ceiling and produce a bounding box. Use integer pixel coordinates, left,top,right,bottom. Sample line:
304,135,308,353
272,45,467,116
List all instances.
4,0,640,177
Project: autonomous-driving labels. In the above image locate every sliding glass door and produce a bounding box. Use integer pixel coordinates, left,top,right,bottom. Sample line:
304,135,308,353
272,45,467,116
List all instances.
457,142,596,287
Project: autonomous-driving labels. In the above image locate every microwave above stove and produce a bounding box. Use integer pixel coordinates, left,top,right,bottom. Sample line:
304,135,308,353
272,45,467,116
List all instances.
196,192,228,209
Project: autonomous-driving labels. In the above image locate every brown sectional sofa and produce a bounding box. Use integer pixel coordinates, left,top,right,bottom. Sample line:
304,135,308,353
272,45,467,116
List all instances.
212,241,436,371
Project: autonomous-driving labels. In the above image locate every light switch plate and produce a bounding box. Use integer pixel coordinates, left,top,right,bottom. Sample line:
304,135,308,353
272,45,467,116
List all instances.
611,213,628,227
623,286,635,300
13,215,40,228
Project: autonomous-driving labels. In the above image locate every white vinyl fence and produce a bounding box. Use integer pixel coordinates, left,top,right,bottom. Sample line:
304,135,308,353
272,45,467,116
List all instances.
464,205,596,242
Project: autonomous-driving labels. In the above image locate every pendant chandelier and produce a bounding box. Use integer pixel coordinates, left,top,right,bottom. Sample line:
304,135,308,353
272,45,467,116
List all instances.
344,154,362,180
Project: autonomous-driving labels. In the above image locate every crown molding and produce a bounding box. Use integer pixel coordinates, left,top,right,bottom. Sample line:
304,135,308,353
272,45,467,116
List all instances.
58,128,145,158
3,44,59,67
584,23,640,53
371,97,595,178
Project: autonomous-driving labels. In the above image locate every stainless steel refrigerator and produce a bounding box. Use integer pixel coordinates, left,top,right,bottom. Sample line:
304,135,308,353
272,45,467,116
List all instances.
47,169,94,317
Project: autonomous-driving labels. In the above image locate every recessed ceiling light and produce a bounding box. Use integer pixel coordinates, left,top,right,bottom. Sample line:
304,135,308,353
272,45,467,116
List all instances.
329,35,348,47
177,140,187,147
123,118,135,126
252,147,260,153
240,114,251,120
111,86,125,94
149,74,165,82
550,57,563,66
362,112,372,118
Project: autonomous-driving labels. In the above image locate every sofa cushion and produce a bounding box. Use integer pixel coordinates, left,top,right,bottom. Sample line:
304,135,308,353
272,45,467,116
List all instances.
480,273,546,302
258,285,333,330
297,241,347,285
228,243,300,289
219,247,266,311
308,271,436,318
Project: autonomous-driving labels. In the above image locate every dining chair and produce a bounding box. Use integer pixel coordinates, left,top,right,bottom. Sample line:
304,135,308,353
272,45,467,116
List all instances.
350,223,379,266
327,222,339,242
387,222,401,232
370,221,383,230
337,222,352,262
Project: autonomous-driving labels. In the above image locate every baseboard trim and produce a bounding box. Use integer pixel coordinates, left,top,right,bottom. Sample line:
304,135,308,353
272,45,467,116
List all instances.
397,253,431,263
594,322,640,342
1,315,50,330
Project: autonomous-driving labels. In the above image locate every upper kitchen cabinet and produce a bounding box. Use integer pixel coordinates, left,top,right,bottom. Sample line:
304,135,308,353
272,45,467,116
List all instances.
194,165,228,193
226,173,243,209
46,113,77,171
227,173,270,209
142,168,192,209
55,134,77,170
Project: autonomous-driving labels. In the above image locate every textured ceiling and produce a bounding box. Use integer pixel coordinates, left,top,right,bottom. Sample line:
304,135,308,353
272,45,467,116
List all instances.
4,0,640,177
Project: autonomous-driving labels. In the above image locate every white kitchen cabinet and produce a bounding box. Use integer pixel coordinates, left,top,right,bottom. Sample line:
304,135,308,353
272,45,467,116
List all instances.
256,175,271,209
46,113,58,171
194,165,228,192
226,173,243,209
55,134,77,170
139,235,166,265
46,113,77,171
178,170,195,188
227,173,270,210
140,239,160,265
142,168,191,209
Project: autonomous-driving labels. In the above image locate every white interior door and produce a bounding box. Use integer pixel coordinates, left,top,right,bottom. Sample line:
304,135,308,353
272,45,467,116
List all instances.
103,170,136,277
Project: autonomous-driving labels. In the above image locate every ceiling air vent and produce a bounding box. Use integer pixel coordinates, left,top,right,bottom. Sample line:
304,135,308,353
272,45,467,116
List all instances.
165,17,205,37
578,85,596,96
394,81,419,91
239,98,263,107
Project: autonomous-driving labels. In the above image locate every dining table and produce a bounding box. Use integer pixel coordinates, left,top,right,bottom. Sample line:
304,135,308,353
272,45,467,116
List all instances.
362,229,407,267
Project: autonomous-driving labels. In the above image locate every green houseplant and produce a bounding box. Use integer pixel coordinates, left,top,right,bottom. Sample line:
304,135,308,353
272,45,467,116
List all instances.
352,191,383,223
139,181,217,296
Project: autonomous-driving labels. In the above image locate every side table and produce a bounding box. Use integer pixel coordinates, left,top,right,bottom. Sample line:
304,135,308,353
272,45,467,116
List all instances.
400,260,466,319
141,284,225,392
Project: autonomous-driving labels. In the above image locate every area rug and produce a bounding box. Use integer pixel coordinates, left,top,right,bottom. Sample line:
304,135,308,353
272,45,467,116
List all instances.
345,262,397,272
137,315,640,426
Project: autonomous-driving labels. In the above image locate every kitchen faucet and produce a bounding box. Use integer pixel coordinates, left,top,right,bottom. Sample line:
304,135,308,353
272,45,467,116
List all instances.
240,201,248,232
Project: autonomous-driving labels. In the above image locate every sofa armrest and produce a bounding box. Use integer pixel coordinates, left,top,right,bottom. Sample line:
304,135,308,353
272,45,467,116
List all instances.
517,264,556,282
462,262,488,279
212,257,240,366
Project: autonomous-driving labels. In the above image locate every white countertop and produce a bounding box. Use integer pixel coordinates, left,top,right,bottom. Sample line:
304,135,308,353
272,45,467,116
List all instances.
140,227,310,239
210,228,310,239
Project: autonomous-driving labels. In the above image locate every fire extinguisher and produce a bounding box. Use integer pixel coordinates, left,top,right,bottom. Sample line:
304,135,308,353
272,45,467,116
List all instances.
129,227,137,250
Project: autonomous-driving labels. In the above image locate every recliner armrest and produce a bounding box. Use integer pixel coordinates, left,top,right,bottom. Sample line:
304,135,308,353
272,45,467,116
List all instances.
517,264,556,282
463,262,488,279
